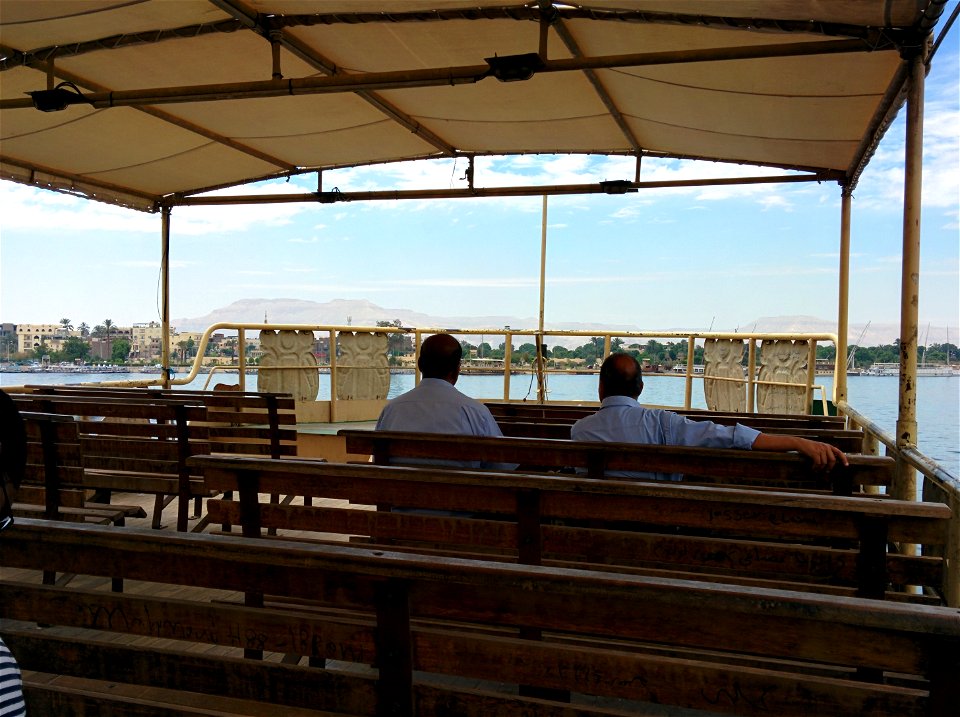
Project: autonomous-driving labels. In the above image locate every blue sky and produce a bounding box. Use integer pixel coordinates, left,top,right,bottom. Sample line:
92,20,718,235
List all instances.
1,18,957,337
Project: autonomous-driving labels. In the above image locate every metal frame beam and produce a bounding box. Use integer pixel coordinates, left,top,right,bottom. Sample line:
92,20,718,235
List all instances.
171,172,830,208
0,39,881,112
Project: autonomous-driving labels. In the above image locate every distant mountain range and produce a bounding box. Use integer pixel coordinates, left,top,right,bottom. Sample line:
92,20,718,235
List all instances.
174,298,958,348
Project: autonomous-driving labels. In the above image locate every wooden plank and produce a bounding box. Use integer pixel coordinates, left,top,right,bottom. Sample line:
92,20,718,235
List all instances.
4,632,378,715
3,520,958,716
197,457,948,598
498,420,864,451
340,430,891,492
410,629,927,717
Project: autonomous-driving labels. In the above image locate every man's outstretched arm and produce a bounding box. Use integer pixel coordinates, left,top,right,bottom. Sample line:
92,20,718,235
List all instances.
752,433,849,471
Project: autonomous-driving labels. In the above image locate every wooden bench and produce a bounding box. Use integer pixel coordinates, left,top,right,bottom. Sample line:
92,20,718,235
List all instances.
9,393,211,531
192,455,951,602
15,411,134,591
340,430,893,495
2,519,958,716
24,385,298,459
15,411,134,527
486,401,848,427
496,417,866,450
12,388,299,530
486,402,863,449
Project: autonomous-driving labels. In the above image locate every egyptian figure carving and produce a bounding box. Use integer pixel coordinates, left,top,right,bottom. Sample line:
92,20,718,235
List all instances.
258,329,319,401
703,338,746,412
335,332,390,400
757,339,808,414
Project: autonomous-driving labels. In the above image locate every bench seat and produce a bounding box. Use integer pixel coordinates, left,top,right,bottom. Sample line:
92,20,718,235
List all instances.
2,519,958,717
340,429,893,494
191,455,951,603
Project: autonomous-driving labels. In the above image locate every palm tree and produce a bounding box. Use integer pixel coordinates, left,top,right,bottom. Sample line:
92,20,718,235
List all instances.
78,322,90,337
59,318,73,334
103,319,114,363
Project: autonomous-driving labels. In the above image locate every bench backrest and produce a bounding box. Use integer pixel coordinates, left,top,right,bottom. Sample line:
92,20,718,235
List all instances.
192,455,950,602
2,519,957,717
9,394,209,530
497,418,865,450
340,430,893,494
485,401,847,427
23,385,298,458
18,412,84,515
10,393,204,466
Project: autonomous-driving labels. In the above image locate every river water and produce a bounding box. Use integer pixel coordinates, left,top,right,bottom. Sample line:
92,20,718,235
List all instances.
4,370,957,476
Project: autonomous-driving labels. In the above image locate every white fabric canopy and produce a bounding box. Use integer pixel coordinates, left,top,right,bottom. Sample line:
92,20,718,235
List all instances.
0,1,949,210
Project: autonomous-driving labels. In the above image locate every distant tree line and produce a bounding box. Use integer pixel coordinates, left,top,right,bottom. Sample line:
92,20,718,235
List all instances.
816,341,958,368
371,319,959,370
13,316,956,370
459,337,699,368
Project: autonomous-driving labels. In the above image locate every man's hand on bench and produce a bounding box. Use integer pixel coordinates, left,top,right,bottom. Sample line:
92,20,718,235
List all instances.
753,433,849,471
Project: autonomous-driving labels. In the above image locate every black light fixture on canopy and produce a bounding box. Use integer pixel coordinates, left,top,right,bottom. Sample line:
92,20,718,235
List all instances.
26,81,91,112
484,53,545,82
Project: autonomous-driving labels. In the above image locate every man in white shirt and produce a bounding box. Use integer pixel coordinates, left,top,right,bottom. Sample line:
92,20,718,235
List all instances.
571,353,848,480
376,333,513,470
377,334,503,437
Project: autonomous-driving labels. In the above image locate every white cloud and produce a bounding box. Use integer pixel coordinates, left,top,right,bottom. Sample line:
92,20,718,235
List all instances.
0,179,311,237
758,195,793,211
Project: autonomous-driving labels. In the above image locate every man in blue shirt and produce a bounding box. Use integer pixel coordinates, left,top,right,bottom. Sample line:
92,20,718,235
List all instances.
571,353,848,480
376,333,510,469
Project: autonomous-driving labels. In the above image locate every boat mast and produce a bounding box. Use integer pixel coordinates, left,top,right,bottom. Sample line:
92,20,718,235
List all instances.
847,320,870,371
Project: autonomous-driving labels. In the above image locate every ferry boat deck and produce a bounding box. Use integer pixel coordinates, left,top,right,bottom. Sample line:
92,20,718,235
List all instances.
2,2,958,715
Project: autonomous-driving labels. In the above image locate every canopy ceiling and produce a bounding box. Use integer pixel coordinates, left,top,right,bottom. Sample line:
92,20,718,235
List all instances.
0,1,950,211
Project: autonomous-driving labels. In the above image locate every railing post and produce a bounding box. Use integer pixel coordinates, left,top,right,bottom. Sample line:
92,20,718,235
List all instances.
329,329,338,423
684,336,695,408
894,48,925,510
946,492,960,607
746,338,757,412
805,340,817,413
160,207,172,390
853,416,883,495
835,185,853,405
503,331,513,400
237,328,246,392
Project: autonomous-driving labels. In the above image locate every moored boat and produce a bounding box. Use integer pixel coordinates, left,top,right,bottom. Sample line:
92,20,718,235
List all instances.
865,362,959,377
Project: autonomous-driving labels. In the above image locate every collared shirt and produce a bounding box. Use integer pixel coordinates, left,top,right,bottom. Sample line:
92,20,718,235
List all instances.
376,378,513,470
570,395,760,481
0,637,26,717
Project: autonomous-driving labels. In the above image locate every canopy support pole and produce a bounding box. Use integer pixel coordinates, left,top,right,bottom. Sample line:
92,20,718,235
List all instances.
895,50,925,504
161,207,172,389
835,185,852,406
537,195,548,403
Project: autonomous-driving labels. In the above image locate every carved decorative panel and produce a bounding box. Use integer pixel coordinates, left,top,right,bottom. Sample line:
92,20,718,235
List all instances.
703,338,746,412
258,329,319,401
335,332,390,400
757,339,808,415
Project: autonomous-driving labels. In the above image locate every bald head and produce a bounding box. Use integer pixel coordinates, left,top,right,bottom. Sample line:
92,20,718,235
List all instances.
418,334,463,382
598,353,643,400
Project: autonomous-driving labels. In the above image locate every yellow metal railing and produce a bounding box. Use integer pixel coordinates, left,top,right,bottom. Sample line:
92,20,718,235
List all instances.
840,400,960,607
152,323,841,409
